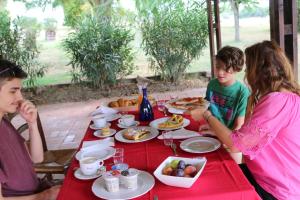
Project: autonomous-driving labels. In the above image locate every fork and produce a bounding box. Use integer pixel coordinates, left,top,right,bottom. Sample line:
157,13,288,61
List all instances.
171,143,178,156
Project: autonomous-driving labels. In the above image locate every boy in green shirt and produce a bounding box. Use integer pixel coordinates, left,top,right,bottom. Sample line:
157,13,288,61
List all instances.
194,46,249,132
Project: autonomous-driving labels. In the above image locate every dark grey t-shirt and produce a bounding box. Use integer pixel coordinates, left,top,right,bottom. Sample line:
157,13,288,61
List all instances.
0,118,40,197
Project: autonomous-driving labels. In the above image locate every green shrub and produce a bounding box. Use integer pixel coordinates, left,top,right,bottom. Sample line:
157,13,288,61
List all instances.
141,0,209,83
240,6,269,18
63,8,135,88
0,11,45,88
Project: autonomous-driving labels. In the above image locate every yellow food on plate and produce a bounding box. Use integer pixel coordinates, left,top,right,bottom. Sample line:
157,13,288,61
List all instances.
101,127,111,136
123,128,150,140
158,114,184,129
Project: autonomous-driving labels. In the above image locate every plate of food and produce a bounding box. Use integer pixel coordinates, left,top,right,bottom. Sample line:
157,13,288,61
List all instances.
115,126,159,143
93,128,117,138
180,136,221,153
165,97,209,114
92,170,155,199
149,115,190,131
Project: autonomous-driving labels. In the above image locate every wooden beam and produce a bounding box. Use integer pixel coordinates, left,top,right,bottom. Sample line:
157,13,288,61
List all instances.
270,0,298,81
207,0,216,77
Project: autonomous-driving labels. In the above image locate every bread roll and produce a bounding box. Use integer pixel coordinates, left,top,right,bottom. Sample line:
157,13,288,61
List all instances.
123,100,130,107
117,98,124,107
108,101,119,107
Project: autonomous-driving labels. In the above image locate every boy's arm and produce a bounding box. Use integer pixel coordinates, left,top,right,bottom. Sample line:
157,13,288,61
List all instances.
233,116,245,130
18,101,43,163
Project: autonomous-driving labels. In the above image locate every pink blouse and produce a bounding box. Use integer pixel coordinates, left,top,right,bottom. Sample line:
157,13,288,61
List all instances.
232,92,300,200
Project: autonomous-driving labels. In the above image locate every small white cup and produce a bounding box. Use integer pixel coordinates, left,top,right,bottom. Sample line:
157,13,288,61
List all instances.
118,115,135,126
92,115,107,128
103,172,120,192
120,168,139,190
79,157,104,176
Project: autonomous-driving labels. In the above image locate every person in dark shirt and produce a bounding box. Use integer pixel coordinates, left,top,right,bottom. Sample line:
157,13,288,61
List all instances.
0,59,60,200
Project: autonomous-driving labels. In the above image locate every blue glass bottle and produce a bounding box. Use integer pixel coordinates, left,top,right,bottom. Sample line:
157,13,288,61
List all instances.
139,87,154,121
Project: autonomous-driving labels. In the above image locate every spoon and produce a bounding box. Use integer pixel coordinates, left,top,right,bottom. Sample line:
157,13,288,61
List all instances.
171,143,178,156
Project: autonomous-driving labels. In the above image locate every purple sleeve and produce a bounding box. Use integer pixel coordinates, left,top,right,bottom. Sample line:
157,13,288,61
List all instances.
231,93,289,159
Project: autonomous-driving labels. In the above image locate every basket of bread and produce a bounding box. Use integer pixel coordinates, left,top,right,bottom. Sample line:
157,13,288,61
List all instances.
107,96,156,112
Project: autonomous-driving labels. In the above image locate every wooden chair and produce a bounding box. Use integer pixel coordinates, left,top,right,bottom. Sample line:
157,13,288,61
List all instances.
8,112,77,181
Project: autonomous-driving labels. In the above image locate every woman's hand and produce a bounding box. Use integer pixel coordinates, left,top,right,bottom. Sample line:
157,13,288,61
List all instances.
18,100,37,124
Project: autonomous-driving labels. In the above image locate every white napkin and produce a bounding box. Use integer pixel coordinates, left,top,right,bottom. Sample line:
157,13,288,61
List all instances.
91,105,118,116
157,128,199,139
81,138,115,154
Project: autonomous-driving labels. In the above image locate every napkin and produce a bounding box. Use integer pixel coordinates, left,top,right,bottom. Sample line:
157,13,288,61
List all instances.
91,105,118,116
81,138,115,155
157,128,199,139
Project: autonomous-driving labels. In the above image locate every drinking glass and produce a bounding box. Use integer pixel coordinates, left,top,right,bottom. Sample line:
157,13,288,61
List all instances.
162,131,173,146
157,100,167,116
113,148,124,164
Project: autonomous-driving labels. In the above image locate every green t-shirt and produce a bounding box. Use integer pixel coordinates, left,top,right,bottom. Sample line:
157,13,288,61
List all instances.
205,78,250,129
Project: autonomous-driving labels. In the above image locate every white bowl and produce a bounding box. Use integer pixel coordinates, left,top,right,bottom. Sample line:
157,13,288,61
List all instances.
153,156,207,188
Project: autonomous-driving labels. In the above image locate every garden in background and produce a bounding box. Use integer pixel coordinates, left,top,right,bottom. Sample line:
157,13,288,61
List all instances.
1,0,298,104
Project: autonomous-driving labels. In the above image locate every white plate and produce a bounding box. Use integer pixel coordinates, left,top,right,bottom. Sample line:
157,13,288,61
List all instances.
90,123,111,130
74,168,101,180
167,107,185,114
92,170,155,200
115,126,159,143
149,117,190,131
104,113,122,122
180,136,221,153
75,147,116,161
117,121,140,129
93,129,117,138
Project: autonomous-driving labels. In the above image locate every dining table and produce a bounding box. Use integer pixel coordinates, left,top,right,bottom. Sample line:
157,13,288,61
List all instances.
57,106,261,200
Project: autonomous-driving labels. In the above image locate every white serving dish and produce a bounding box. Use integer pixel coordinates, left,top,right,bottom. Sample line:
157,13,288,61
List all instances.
153,156,207,188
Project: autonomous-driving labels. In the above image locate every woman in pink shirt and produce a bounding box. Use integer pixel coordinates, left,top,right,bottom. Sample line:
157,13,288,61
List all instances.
200,41,300,200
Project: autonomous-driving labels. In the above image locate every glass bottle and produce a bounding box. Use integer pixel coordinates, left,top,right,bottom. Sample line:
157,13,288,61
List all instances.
137,85,143,110
139,87,154,121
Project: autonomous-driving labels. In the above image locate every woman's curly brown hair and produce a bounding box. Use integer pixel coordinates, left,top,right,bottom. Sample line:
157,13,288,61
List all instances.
216,46,244,72
245,40,300,116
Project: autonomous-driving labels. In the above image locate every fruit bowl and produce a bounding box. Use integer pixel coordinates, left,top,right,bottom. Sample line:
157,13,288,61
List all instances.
153,156,207,188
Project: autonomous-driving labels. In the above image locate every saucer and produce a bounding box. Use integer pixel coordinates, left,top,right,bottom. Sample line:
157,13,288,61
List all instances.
74,168,102,180
90,123,111,130
93,129,117,138
117,121,140,129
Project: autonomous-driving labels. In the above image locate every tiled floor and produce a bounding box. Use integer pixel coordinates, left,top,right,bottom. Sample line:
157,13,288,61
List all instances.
13,88,206,150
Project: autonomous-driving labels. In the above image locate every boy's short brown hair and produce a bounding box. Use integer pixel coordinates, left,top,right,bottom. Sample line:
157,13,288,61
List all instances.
0,59,27,86
216,46,244,72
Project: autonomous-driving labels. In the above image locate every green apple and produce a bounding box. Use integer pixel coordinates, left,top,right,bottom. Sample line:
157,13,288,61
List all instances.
170,159,180,169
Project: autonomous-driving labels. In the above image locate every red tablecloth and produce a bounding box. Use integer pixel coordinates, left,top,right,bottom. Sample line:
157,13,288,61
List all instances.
57,107,261,200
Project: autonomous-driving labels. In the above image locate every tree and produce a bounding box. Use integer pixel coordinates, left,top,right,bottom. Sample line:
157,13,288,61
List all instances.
0,11,45,88
0,0,7,11
224,0,258,41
